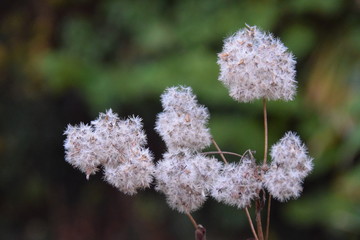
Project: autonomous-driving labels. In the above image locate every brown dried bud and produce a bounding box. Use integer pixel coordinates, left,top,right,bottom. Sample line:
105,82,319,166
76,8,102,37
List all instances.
195,224,206,240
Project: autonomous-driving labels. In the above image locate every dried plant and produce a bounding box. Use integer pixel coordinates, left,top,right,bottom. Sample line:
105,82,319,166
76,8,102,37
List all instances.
63,24,313,240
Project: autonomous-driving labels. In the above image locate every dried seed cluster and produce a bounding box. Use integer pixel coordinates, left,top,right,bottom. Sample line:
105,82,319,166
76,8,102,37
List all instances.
217,25,297,102
63,25,314,219
155,86,212,151
264,132,313,201
64,109,154,195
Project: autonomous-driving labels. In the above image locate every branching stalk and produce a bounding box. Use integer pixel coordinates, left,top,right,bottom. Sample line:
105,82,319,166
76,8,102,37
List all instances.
211,138,228,164
202,151,243,158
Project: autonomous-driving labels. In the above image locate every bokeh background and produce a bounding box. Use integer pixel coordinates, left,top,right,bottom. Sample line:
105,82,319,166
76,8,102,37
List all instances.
1,0,359,239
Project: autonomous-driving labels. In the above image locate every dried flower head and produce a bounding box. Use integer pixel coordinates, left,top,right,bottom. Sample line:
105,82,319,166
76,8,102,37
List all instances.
264,167,303,201
64,123,101,178
211,155,262,209
103,155,155,195
160,86,199,112
155,86,212,151
92,112,149,166
264,132,313,201
155,149,222,213
64,109,155,194
217,25,297,102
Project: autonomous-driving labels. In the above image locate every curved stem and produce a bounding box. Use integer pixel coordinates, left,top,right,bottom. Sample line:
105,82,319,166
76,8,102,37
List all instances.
265,195,271,240
241,149,256,161
245,207,259,240
186,212,198,229
211,138,228,164
255,200,264,240
202,151,243,158
263,98,271,240
263,98,268,165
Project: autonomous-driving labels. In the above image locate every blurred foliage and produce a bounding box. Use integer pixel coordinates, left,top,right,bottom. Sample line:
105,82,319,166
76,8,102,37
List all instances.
1,0,359,239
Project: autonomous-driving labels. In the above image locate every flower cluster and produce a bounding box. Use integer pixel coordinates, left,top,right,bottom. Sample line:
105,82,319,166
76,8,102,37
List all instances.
64,123,101,177
155,149,222,213
211,154,262,209
63,25,315,240
264,132,313,201
154,86,222,213
217,25,297,102
64,109,154,195
155,86,212,151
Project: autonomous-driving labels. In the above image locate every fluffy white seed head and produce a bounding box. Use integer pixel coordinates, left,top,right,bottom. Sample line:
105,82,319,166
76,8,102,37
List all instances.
155,149,222,213
270,131,313,176
103,157,155,195
263,167,303,201
64,123,101,178
155,86,212,151
264,131,313,201
217,25,297,102
64,109,155,194
160,86,199,112
91,110,148,166
211,156,262,209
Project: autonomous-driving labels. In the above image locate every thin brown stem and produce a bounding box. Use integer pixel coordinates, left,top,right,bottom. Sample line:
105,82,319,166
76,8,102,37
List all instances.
263,98,271,240
241,149,256,161
255,200,264,240
263,98,268,165
245,207,259,240
211,138,228,164
186,212,198,229
265,195,271,240
202,151,243,158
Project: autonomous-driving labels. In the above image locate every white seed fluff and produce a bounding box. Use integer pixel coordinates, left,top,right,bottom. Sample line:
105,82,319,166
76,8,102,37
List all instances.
217,25,297,102
263,167,303,202
64,123,101,178
103,157,155,195
211,156,262,209
91,110,149,166
155,149,222,213
264,131,313,201
269,132,313,175
155,86,212,151
160,86,199,113
64,109,155,194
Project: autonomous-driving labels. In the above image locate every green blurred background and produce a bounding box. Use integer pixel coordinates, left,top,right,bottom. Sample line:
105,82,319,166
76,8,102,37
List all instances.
1,0,359,239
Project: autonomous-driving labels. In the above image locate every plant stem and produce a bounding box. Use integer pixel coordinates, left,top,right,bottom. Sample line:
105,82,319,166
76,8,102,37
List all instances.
263,98,271,240
202,151,243,158
255,200,264,240
263,98,268,165
245,207,259,240
186,212,198,229
255,98,270,240
211,138,228,164
265,195,271,240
